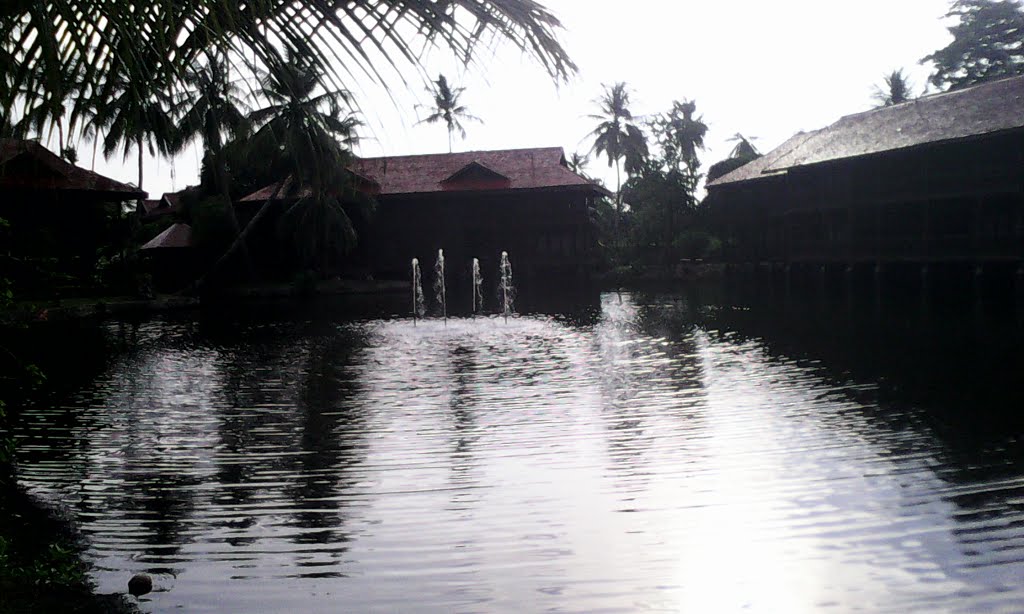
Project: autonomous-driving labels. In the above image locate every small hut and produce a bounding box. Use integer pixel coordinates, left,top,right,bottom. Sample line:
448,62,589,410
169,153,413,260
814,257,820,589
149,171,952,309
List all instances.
140,223,196,291
0,139,145,297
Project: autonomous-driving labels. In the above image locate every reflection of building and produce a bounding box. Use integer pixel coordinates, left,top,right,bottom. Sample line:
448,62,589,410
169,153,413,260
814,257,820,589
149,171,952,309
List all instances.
241,147,608,284
0,139,145,295
706,76,1024,271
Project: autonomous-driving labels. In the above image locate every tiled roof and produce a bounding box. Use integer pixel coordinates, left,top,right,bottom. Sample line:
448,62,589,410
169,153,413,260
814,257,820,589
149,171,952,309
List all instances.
354,147,601,194
0,138,146,198
141,191,186,217
240,147,608,202
141,223,193,249
710,74,1024,187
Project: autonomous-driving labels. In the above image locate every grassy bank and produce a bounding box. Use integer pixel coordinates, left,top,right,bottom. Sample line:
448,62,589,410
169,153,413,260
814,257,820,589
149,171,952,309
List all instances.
0,486,137,614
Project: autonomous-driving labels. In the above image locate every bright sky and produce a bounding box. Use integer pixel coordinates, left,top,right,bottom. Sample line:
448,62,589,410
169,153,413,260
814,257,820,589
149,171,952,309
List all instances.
80,0,955,198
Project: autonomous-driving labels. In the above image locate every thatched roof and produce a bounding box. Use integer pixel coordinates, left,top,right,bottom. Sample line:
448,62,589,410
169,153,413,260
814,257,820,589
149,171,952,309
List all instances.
710,75,1024,187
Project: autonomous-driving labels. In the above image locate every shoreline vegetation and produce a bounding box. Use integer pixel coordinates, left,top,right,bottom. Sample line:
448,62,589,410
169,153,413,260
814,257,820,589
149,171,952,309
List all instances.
0,266,727,326
0,486,138,614
0,278,408,325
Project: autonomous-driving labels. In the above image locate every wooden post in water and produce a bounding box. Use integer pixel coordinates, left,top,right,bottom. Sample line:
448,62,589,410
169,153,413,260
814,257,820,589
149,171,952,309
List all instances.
1015,265,1024,325
920,264,931,321
873,263,884,315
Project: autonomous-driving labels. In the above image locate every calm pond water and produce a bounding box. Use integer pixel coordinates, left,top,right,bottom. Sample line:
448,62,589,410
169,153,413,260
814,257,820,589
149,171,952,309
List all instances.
12,286,1024,613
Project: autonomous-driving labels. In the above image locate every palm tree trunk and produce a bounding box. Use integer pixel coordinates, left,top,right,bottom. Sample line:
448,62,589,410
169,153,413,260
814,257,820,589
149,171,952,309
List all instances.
321,203,330,278
448,128,453,154
194,179,287,291
614,159,622,252
137,136,144,192
137,137,146,214
210,140,253,279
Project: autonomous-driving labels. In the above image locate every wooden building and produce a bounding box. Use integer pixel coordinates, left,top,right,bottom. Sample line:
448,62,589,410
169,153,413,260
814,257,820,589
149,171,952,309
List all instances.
240,147,608,288
140,223,197,291
705,76,1024,272
0,139,145,296
137,191,185,220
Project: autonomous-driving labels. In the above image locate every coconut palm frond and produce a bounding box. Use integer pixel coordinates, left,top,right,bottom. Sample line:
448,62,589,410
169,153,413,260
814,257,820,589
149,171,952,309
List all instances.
1,0,573,162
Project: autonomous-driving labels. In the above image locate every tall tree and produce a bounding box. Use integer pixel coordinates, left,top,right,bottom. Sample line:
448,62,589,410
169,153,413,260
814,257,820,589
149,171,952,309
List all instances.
587,82,648,247
650,99,707,177
204,51,367,280
872,69,916,106
627,100,708,252
417,74,481,153
173,54,250,240
924,0,1024,90
90,71,176,192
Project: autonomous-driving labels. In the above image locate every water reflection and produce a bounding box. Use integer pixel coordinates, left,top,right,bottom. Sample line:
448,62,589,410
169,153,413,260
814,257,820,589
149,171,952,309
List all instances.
12,288,1024,612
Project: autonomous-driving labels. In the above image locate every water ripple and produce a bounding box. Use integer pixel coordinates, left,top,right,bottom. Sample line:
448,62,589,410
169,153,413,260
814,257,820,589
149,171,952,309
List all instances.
12,292,1024,612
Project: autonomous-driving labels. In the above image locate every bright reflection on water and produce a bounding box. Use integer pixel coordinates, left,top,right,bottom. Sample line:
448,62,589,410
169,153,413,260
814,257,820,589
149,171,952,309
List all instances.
13,290,1024,613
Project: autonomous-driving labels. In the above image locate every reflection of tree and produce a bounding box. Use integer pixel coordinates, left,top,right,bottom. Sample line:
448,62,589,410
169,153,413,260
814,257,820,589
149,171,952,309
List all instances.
283,332,369,555
124,471,203,566
593,292,710,493
446,346,479,486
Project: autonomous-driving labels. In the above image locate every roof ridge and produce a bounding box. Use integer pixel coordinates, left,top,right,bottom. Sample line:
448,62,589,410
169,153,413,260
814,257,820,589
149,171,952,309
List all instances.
355,146,565,162
832,73,1024,124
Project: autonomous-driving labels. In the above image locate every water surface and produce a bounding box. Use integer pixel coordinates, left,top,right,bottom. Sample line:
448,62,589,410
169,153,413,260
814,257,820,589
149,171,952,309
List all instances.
14,289,1024,612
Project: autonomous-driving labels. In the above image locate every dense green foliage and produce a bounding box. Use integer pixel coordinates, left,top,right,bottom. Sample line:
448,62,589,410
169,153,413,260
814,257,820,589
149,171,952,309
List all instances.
585,88,719,267
924,0,1024,90
195,53,373,283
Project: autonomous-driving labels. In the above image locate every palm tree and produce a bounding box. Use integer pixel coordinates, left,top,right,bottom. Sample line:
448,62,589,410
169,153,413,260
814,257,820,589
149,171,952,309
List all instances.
728,133,760,159
1,1,574,157
173,53,250,238
872,69,915,107
417,74,481,153
587,82,648,246
201,52,367,282
173,54,249,176
707,133,762,183
90,69,176,192
567,152,590,177
653,99,707,176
